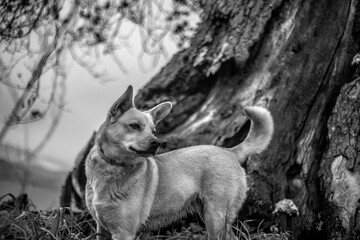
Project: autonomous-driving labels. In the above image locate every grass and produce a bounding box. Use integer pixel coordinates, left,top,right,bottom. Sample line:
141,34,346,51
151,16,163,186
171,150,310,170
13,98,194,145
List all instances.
0,193,292,240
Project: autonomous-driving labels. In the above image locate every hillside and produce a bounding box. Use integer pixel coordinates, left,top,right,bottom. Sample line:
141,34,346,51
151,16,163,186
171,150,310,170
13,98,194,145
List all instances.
0,144,69,209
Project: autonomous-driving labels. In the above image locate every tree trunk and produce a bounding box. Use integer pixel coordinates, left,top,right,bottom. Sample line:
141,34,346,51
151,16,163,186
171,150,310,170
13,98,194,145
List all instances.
320,65,360,239
133,0,360,239
61,0,360,238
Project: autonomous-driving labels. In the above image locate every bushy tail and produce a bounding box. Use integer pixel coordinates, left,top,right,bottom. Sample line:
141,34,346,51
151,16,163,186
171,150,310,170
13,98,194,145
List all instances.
231,106,274,160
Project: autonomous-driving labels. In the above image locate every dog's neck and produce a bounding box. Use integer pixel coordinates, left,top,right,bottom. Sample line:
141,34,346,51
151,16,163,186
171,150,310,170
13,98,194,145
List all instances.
98,143,141,167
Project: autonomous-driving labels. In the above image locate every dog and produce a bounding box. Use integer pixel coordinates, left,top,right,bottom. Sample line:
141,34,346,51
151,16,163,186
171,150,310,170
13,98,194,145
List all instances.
85,85,274,240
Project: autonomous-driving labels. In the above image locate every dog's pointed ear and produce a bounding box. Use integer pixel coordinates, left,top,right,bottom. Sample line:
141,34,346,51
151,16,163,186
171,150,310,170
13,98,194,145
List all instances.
146,102,172,125
108,85,134,119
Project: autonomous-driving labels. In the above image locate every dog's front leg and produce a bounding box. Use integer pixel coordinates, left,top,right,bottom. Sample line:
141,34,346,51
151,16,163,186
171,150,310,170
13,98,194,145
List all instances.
94,204,138,240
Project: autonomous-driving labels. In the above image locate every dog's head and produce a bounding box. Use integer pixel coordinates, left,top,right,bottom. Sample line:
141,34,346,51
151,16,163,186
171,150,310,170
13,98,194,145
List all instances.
97,85,172,162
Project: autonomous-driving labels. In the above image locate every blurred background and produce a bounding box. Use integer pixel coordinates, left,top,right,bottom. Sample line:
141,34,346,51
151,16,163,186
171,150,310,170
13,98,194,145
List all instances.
0,0,199,209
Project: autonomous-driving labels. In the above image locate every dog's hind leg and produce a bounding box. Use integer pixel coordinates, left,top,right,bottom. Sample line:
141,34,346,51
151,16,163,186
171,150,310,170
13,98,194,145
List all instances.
203,200,238,240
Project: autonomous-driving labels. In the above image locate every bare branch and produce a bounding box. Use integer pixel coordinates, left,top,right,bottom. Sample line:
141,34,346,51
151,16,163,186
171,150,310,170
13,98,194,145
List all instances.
32,73,65,155
0,0,81,144
0,26,60,130
110,51,128,73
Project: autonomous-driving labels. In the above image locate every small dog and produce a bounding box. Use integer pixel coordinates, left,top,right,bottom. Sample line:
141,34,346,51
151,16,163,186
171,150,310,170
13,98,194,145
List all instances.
85,86,274,240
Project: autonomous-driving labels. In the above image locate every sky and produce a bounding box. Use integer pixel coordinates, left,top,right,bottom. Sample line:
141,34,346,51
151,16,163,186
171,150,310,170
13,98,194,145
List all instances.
0,25,178,172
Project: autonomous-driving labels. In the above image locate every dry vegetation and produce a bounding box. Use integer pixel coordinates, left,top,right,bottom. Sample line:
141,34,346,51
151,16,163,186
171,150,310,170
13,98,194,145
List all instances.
0,193,292,240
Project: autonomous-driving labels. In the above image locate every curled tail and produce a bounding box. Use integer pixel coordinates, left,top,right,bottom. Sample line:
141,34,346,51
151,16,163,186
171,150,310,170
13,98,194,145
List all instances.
231,106,274,160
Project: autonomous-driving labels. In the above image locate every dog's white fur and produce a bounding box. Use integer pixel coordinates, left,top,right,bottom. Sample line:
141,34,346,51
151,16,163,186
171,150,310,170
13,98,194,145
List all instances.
85,86,274,240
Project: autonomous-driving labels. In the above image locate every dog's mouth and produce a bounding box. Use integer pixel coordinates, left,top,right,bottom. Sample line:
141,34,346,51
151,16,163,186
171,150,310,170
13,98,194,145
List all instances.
129,146,157,155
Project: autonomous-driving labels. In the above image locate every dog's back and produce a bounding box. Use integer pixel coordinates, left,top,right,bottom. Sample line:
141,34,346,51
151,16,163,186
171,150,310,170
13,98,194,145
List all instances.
143,146,245,231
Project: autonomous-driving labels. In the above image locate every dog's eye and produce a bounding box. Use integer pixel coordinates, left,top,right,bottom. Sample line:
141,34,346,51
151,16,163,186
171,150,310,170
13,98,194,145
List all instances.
152,130,156,135
129,123,141,131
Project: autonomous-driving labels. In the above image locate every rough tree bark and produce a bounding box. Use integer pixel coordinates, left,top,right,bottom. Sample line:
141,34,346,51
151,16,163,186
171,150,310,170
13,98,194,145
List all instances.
61,0,360,239
133,0,360,239
320,63,360,239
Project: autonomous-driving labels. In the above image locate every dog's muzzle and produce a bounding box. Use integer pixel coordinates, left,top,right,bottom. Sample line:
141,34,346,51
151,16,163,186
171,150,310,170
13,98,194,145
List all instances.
150,140,161,149
130,140,161,156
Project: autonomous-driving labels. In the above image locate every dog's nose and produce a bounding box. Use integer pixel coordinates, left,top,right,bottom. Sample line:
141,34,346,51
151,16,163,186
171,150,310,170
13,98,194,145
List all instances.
150,140,161,148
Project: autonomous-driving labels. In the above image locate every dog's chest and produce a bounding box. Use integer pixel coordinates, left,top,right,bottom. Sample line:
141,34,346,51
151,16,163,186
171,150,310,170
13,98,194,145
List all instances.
90,166,144,203
86,155,160,226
